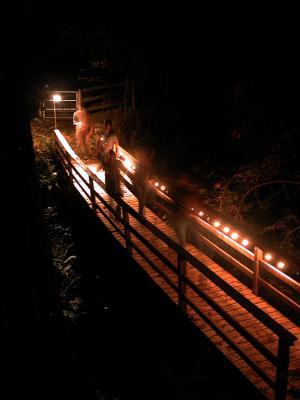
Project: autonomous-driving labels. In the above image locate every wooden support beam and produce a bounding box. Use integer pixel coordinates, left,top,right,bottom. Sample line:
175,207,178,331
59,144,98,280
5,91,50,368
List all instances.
253,247,263,295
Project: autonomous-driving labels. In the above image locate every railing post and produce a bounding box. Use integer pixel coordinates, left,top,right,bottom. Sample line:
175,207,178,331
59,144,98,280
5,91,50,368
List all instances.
252,247,263,295
178,250,187,313
89,176,96,212
275,338,291,400
77,89,81,109
123,209,132,255
65,152,73,181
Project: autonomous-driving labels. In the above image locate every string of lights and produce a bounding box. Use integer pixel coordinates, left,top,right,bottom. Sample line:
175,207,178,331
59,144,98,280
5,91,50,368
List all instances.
117,149,287,272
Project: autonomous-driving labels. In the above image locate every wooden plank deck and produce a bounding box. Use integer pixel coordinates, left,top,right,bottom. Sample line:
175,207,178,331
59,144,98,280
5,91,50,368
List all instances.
71,159,300,400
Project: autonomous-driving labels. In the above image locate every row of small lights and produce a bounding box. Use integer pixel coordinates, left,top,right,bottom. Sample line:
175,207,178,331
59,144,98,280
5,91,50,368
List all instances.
154,181,167,193
193,208,286,270
118,152,136,172
118,160,286,270
119,157,168,193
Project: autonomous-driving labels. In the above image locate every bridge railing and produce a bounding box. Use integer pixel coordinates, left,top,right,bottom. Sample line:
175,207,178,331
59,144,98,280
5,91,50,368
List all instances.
116,155,300,317
54,129,297,400
41,90,78,120
119,167,300,314
79,82,126,113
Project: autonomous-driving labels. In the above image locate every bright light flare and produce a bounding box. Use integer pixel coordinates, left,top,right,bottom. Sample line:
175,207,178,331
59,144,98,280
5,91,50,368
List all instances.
154,182,159,187
53,94,62,102
199,211,204,216
223,226,230,234
123,158,133,170
277,261,285,269
54,129,79,160
213,221,221,228
231,232,238,240
242,239,249,247
161,185,166,191
265,253,272,261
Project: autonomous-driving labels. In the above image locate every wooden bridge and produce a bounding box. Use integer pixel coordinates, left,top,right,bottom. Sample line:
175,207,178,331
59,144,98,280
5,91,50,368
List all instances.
53,129,300,400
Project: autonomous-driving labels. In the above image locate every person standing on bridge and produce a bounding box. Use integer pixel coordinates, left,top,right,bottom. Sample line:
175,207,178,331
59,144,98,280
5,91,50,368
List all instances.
96,120,119,169
105,149,123,219
73,107,94,158
169,174,199,247
103,120,119,164
133,148,152,216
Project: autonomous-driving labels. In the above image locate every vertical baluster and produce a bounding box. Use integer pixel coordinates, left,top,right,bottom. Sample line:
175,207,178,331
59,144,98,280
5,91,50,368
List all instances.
123,209,132,255
89,176,96,212
275,338,291,400
252,247,263,295
178,250,187,313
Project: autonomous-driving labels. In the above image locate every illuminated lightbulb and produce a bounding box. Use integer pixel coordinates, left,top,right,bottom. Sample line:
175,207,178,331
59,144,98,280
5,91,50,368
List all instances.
191,208,194,211
132,165,136,170
155,182,159,187
223,227,230,233
277,261,285,269
53,94,62,102
231,232,238,240
161,185,166,191
199,211,204,217
213,221,221,228
124,159,132,169
265,253,272,261
242,239,249,247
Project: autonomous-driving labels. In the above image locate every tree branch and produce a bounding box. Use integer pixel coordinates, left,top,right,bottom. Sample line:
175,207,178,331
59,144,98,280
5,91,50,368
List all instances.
281,226,300,246
235,180,300,220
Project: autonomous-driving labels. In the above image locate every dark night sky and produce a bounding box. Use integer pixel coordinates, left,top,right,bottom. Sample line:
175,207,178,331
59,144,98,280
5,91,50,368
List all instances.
5,1,300,148
12,3,252,79
7,3,299,92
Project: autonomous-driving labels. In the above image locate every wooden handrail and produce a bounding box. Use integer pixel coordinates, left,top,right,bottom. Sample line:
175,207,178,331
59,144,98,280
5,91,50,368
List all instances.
53,131,300,307
56,136,297,343
80,82,124,93
54,130,298,400
179,293,276,389
82,93,122,103
182,248,297,344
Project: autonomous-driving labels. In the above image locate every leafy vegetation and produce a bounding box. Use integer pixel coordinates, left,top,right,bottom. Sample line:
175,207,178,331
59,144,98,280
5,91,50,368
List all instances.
31,118,83,323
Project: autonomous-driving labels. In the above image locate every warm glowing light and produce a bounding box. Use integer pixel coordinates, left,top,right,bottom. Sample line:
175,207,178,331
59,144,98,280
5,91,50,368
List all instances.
54,129,79,160
191,208,194,211
123,158,133,170
213,221,221,228
53,94,62,102
132,165,136,170
242,239,249,247
161,185,166,191
199,211,204,216
231,232,238,240
223,226,230,233
265,253,272,261
277,261,285,269
155,182,159,187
